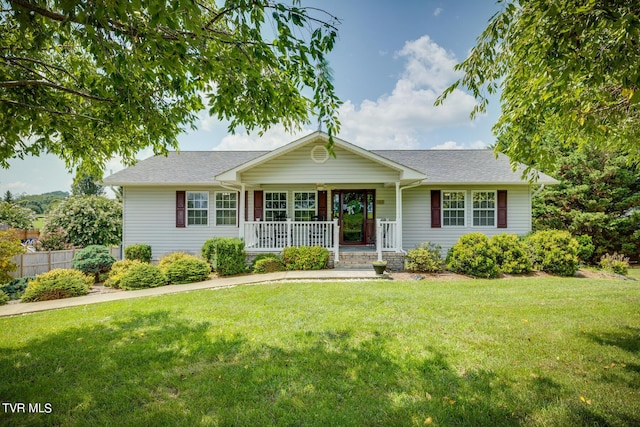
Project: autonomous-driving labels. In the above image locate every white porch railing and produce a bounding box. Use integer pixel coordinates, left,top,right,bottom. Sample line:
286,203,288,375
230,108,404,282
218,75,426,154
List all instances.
376,219,398,261
244,219,340,262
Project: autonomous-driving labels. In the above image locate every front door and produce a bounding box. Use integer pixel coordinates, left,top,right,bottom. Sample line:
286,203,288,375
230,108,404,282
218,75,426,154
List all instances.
333,190,375,245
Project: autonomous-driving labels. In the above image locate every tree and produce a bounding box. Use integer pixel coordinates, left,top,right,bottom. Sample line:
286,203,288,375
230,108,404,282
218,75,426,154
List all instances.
3,191,13,203
43,195,122,247
532,145,640,262
71,170,105,196
0,201,35,228
0,230,25,284
1,0,341,174
437,0,640,171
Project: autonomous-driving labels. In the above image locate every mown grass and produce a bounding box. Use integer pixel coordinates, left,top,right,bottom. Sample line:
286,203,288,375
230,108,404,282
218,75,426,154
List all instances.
1,277,639,426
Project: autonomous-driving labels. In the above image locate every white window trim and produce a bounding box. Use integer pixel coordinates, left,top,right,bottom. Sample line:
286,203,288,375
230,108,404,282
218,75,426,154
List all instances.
186,191,210,227
472,190,497,228
293,191,317,221
441,190,466,228
214,191,237,227
265,191,288,221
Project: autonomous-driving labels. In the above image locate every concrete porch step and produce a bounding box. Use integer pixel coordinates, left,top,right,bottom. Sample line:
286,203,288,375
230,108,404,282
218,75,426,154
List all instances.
334,263,375,271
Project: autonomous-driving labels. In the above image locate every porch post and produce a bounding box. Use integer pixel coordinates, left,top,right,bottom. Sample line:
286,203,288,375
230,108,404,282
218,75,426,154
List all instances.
376,218,382,262
395,181,402,251
333,218,339,263
238,183,246,240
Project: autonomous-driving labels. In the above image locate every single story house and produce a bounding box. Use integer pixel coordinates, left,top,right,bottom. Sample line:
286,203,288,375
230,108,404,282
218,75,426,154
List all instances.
103,131,557,268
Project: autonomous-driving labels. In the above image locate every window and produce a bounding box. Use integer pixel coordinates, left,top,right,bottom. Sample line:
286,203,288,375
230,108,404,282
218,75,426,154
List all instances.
473,191,496,226
442,191,465,226
187,191,208,226
215,192,237,226
294,192,316,221
265,192,287,221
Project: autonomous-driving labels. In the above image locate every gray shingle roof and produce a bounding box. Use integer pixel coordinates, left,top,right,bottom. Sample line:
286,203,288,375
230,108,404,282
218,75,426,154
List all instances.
103,151,267,185
103,148,557,186
373,150,558,184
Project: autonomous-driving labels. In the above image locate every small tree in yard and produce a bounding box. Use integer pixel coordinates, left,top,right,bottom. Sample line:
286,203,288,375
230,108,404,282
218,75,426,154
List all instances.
43,196,122,247
72,245,116,283
0,230,25,285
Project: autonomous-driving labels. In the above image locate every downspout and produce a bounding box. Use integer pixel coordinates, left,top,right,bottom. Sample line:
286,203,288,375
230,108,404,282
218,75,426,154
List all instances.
532,183,545,198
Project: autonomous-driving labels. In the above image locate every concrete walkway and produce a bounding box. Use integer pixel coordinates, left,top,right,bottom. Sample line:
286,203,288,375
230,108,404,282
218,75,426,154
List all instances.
0,269,385,318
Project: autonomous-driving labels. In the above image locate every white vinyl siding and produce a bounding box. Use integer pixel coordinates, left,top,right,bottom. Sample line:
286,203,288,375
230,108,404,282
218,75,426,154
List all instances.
215,192,237,226
187,191,208,226
123,187,238,261
242,143,401,184
402,185,533,254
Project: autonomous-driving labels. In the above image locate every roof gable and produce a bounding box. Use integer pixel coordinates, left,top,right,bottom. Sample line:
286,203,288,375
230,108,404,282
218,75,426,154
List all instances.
214,131,427,184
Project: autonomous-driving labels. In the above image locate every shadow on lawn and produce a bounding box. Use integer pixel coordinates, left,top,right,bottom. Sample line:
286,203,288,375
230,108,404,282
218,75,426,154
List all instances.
0,310,635,426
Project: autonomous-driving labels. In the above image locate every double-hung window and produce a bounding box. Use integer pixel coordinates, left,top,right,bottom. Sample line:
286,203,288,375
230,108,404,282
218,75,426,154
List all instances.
442,191,465,226
215,192,237,226
473,191,496,226
294,192,316,221
265,192,287,221
187,191,209,226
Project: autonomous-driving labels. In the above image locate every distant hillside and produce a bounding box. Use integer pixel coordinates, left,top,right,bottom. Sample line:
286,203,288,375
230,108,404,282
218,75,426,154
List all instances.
15,191,69,215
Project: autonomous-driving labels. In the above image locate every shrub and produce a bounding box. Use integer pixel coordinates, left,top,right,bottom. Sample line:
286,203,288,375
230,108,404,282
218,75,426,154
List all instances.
446,232,500,278
254,257,285,273
575,234,596,264
599,253,630,276
0,276,34,299
124,244,152,263
250,253,281,270
160,255,211,284
158,252,192,269
405,242,444,273
118,263,167,290
0,291,9,305
43,195,122,247
0,230,25,284
36,227,72,251
22,269,92,302
201,238,246,276
72,245,117,283
0,201,35,229
282,246,329,270
104,260,142,289
526,230,579,277
489,234,532,274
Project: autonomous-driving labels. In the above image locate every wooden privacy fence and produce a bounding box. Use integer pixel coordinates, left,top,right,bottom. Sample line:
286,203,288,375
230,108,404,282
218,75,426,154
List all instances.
10,247,121,278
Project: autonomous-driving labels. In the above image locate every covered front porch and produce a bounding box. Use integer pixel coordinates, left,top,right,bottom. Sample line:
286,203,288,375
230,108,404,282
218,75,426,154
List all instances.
242,218,399,262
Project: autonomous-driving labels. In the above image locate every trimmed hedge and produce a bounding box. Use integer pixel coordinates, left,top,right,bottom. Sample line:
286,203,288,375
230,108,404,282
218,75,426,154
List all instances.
22,269,92,302
283,246,329,270
254,256,285,273
124,244,152,263
201,238,246,276
405,242,444,273
526,230,579,277
118,263,167,290
489,234,532,274
446,232,500,278
104,260,142,289
160,255,211,284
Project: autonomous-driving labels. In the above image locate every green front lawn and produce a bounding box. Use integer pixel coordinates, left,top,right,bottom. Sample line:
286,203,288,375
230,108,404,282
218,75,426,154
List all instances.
1,278,639,426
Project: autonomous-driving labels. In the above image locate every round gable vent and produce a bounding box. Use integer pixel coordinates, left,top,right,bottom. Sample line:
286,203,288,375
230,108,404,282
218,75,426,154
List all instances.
310,145,330,164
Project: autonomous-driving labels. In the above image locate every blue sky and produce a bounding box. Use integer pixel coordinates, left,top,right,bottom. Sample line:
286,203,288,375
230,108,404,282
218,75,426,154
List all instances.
0,0,503,196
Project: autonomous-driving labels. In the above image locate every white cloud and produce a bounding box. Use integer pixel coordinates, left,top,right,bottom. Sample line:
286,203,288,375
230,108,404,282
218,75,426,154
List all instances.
433,7,443,17
198,34,481,152
334,35,478,149
432,140,488,150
